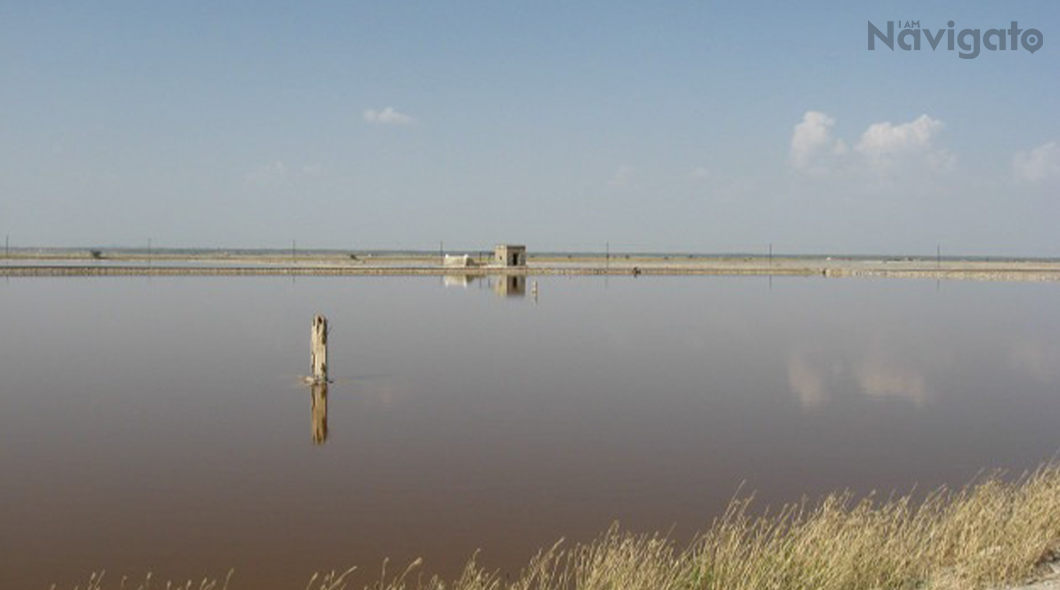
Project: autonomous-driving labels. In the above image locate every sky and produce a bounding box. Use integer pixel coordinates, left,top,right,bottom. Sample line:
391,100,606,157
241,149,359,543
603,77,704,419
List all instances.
0,1,1058,255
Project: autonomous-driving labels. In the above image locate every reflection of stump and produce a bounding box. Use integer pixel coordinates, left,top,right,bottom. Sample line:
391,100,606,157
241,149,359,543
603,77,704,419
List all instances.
311,315,328,384
311,382,328,445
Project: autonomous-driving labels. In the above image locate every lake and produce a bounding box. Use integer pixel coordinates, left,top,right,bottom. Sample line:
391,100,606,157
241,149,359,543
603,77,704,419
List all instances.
1,275,1058,589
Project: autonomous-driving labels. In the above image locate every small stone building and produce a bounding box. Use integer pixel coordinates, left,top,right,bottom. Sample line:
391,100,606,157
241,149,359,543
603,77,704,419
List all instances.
493,244,526,267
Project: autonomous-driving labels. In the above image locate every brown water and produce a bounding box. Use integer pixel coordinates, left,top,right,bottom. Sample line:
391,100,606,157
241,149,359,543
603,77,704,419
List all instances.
1,276,1059,589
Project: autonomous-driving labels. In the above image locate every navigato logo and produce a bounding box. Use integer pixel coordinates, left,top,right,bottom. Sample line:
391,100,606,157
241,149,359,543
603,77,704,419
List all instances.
868,20,1043,59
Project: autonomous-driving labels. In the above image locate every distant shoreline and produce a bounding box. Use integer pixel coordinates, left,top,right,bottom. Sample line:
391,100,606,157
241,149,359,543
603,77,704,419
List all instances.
4,252,1060,281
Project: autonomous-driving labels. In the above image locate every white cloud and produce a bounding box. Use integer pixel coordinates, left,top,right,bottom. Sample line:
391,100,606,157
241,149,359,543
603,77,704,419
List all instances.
790,111,846,175
855,114,951,174
363,106,416,126
924,149,959,173
855,115,942,157
1013,141,1060,183
791,112,953,177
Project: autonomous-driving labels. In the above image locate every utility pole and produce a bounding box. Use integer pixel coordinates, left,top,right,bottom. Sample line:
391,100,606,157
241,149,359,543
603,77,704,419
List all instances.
606,241,610,272
147,238,152,267
439,241,444,265
769,243,773,267
292,240,297,264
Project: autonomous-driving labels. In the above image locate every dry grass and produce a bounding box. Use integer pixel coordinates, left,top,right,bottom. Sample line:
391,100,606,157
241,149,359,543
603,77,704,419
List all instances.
52,570,234,590
58,465,1060,590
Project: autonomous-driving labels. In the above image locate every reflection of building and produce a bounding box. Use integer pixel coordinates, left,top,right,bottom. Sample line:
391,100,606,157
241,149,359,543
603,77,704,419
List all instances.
493,244,526,267
443,274,478,288
311,382,328,445
494,275,526,297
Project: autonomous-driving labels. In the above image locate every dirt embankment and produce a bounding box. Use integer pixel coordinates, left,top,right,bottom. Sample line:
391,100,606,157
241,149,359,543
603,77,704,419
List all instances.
3,254,1060,281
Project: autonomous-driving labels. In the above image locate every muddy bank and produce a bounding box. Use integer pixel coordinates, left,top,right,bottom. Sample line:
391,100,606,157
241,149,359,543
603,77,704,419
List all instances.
3,254,1060,281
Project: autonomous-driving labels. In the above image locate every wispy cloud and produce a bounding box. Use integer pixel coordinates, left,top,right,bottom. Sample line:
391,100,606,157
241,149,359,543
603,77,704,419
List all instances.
1013,141,1059,183
244,160,288,185
688,166,711,180
608,165,636,188
244,160,323,186
363,106,416,126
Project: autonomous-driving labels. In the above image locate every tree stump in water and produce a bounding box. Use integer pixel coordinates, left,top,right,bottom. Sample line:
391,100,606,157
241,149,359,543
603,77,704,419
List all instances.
311,315,328,384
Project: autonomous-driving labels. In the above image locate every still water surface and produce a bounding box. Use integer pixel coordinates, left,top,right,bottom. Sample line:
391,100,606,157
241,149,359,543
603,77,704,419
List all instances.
1,276,1059,588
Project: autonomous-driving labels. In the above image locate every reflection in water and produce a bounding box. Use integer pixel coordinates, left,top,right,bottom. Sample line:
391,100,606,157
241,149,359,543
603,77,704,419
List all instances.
441,274,526,299
443,274,479,288
788,355,827,407
1008,341,1060,384
856,359,929,406
311,382,328,445
7,277,1060,589
788,352,931,408
493,275,525,298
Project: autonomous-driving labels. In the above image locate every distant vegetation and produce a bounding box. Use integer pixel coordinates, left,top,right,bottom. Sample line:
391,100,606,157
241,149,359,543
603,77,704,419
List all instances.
58,465,1060,590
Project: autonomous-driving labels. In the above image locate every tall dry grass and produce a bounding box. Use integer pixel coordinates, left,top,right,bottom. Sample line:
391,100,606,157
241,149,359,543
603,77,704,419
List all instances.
59,465,1060,590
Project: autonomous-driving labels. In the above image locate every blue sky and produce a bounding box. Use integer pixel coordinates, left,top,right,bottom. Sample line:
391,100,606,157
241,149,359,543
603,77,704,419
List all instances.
1,1,1057,254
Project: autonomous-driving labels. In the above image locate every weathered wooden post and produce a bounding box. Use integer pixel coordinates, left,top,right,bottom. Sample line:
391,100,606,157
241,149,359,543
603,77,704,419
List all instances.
311,382,328,445
311,314,328,384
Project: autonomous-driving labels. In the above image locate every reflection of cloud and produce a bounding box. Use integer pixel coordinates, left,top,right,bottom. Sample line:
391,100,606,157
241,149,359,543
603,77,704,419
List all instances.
855,360,929,406
788,355,827,407
788,352,931,408
1008,342,1060,383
